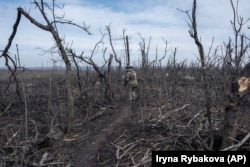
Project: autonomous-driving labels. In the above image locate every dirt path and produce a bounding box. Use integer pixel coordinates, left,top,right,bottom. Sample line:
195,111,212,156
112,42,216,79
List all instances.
73,105,131,167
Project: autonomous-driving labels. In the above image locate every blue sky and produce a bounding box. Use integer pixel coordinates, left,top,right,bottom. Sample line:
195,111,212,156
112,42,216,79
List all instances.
0,0,249,67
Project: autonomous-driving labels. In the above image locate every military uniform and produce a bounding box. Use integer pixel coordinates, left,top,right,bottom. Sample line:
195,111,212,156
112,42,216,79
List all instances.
125,66,138,102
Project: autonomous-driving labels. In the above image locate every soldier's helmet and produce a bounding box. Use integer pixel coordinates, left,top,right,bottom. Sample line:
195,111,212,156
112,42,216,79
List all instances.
126,66,133,71
126,66,133,70
242,62,250,77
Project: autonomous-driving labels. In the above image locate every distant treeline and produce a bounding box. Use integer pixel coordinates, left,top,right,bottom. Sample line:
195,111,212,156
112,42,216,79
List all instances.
0,66,124,71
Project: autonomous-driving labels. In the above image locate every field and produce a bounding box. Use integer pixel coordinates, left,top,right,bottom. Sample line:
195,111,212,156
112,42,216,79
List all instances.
1,0,250,166
0,66,249,167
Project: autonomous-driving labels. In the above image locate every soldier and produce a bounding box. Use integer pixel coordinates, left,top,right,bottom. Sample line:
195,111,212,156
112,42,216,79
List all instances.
124,66,138,102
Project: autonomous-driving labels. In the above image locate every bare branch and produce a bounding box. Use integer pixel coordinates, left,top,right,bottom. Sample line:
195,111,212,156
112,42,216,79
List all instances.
106,25,121,69
221,132,250,151
56,20,92,35
0,9,21,97
17,7,50,31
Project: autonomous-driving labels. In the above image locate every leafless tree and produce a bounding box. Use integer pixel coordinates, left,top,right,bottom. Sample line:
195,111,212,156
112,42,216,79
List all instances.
158,39,169,68
180,0,214,149
106,25,122,72
68,34,114,103
123,30,131,67
220,0,250,149
0,11,21,99
138,33,151,69
13,0,91,127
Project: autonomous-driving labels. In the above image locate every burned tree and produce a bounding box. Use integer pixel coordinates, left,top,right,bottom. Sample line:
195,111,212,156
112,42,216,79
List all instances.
123,30,131,67
8,0,92,126
220,0,250,150
182,0,214,149
67,34,114,104
106,25,122,72
1,10,21,99
138,33,151,69
17,4,74,125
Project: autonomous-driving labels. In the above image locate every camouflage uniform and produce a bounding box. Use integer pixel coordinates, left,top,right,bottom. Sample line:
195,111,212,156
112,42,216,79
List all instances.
125,66,138,102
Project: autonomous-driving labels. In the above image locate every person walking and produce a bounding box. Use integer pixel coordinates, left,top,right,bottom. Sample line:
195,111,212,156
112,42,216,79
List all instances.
124,66,138,102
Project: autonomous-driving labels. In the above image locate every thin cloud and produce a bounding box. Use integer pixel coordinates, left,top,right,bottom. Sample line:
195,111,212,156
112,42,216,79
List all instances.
0,0,249,67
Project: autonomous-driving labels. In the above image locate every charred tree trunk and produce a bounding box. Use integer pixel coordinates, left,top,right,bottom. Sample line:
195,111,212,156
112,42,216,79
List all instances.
187,0,214,149
106,25,121,72
220,0,249,149
105,54,113,103
125,35,130,67
138,34,151,70
71,50,83,97
221,87,239,149
221,78,250,150
1,10,21,99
